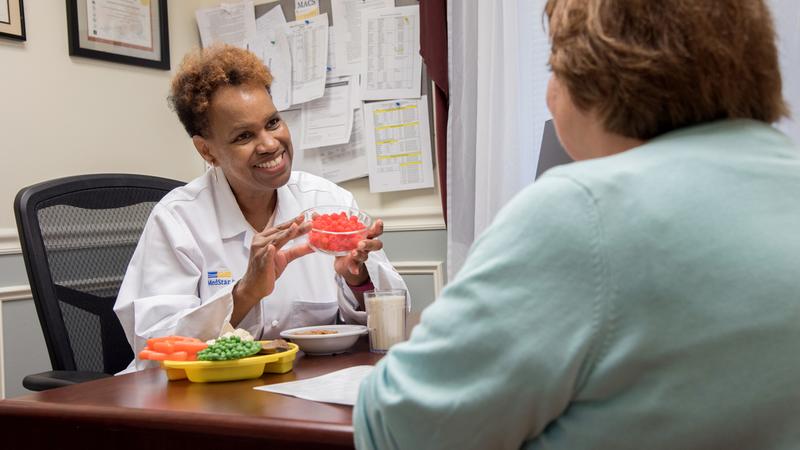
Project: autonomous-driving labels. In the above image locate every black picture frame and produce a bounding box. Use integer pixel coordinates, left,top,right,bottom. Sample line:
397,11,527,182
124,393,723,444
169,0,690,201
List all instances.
65,0,170,70
0,0,26,41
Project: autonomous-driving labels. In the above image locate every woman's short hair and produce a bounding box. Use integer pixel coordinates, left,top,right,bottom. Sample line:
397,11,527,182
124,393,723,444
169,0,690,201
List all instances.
544,0,788,140
169,44,273,137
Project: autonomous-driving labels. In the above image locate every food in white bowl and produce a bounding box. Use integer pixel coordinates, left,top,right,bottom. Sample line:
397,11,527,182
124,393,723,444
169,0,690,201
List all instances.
280,324,367,355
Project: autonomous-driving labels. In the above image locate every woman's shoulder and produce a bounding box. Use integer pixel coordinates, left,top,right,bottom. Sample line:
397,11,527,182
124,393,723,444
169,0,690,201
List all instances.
157,171,214,206
148,170,217,226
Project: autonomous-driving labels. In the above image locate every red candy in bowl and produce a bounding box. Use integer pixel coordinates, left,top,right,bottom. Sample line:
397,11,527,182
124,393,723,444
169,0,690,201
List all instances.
303,206,372,256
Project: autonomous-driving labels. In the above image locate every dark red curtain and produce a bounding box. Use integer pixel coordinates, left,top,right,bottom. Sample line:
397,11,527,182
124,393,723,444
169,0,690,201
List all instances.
419,0,449,224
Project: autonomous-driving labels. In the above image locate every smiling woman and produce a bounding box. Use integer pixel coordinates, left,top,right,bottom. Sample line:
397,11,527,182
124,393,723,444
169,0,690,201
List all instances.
112,44,408,373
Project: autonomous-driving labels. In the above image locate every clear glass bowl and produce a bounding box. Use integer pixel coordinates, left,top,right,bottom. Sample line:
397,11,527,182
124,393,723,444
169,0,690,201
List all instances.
302,206,372,256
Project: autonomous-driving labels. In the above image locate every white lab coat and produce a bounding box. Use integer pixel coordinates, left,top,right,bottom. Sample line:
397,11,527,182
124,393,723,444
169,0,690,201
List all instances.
114,168,407,372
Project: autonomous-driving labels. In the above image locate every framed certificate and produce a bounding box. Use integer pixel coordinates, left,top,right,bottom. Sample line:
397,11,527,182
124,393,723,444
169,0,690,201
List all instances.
0,0,26,41
65,0,170,70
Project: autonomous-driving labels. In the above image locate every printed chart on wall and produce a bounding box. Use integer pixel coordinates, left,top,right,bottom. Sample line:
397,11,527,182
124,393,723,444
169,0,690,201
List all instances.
193,1,432,193
364,96,434,193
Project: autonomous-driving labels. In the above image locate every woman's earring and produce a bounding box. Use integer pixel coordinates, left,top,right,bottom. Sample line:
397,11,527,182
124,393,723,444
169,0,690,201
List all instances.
211,163,218,183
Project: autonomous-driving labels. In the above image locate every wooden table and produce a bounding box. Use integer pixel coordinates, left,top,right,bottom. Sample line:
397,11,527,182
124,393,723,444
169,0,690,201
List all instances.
0,338,383,450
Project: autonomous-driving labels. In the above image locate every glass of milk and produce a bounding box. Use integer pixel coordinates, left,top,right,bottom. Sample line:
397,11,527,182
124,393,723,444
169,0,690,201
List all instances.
365,289,409,353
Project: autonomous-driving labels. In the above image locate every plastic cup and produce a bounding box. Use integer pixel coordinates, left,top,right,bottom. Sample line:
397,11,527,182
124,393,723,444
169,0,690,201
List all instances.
365,289,409,353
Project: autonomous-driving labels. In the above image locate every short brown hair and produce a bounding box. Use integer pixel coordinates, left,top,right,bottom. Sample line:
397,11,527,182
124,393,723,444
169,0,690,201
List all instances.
169,44,273,137
545,0,788,140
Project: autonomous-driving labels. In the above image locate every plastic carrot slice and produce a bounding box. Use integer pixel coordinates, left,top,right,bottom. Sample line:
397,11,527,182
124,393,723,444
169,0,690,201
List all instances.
165,351,189,361
152,341,176,354
172,341,208,353
139,349,168,361
146,336,181,347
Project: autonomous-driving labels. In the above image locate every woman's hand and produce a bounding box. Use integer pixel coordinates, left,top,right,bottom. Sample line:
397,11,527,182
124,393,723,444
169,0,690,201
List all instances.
334,219,384,286
231,215,313,325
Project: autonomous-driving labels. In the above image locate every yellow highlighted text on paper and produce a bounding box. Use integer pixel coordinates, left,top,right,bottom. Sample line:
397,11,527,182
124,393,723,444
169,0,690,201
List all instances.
377,152,421,160
374,105,418,114
375,121,420,131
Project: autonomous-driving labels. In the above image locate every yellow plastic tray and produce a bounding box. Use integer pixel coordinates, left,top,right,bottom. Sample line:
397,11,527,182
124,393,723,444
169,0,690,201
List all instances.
161,342,299,383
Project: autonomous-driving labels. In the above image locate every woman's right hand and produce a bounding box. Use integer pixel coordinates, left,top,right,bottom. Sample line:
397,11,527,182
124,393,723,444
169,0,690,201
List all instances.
232,215,313,311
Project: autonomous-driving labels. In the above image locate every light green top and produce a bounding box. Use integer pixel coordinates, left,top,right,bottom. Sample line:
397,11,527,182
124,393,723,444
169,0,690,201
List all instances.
354,120,800,450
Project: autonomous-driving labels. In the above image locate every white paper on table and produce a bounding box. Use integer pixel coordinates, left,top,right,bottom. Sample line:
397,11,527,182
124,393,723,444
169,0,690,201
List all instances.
300,77,354,149
295,108,368,183
295,0,320,20
196,2,257,48
87,0,153,50
254,365,374,406
331,0,394,76
364,96,434,193
361,5,422,101
286,14,329,105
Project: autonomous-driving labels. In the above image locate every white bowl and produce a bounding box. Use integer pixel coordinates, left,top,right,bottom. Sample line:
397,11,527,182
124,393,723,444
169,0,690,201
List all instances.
280,324,367,355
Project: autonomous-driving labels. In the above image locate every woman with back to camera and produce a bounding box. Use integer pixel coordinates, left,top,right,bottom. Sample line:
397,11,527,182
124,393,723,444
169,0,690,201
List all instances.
355,1,800,448
114,45,407,371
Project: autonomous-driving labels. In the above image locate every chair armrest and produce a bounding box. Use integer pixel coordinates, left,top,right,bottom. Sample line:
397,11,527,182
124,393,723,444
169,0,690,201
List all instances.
22,370,112,392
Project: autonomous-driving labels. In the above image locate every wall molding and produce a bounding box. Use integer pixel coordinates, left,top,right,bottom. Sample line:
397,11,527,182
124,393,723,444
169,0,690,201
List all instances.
0,228,20,256
374,207,446,232
0,285,32,302
0,296,5,398
393,260,445,298
0,204,446,257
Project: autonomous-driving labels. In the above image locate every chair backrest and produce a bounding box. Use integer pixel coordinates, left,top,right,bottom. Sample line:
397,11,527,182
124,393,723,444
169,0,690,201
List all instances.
14,174,184,374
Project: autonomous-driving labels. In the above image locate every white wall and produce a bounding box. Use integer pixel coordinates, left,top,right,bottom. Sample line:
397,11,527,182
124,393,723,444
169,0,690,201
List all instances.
0,1,205,230
0,0,444,244
769,0,800,142
0,0,445,398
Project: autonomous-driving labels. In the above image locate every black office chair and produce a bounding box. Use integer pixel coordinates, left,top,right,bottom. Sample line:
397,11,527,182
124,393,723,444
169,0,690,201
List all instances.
14,174,184,391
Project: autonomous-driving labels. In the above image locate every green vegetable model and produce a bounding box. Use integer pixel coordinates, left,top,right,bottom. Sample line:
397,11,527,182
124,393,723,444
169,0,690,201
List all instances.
197,336,261,361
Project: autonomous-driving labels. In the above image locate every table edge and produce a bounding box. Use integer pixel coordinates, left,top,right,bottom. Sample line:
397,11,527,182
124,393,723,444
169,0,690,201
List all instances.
0,399,355,445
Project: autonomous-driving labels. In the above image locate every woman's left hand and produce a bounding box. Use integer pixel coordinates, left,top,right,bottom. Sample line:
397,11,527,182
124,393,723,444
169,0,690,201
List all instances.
334,219,384,285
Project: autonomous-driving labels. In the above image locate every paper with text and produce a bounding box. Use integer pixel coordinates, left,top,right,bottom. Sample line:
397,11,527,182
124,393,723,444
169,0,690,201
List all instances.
88,0,153,50
286,14,329,105
331,0,394,76
295,0,320,20
327,25,340,78
361,5,422,100
364,96,434,193
256,4,287,34
196,2,257,48
281,108,303,143
300,77,354,149
295,108,368,183
250,7,293,111
255,365,374,406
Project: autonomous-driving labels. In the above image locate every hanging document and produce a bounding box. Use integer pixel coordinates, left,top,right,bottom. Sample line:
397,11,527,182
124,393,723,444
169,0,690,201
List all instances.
364,96,434,193
327,26,341,78
295,108,369,183
300,77,354,149
361,5,422,101
248,6,293,111
286,14,329,105
295,0,320,20
331,0,394,76
196,2,257,48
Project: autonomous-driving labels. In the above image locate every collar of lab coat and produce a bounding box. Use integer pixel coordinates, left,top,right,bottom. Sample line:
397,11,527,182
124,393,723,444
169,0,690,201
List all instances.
210,167,304,249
